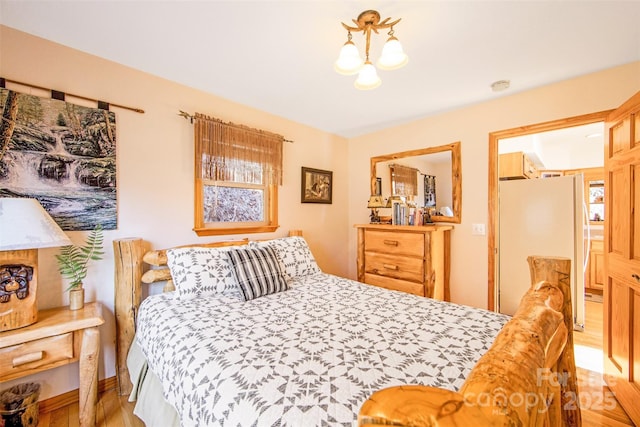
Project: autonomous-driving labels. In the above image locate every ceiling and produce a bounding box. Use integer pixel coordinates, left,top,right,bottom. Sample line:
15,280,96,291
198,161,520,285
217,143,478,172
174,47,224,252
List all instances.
1,1,639,138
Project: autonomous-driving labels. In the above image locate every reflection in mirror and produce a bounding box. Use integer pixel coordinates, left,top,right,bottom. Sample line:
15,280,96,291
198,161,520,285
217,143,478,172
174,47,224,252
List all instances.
370,142,461,224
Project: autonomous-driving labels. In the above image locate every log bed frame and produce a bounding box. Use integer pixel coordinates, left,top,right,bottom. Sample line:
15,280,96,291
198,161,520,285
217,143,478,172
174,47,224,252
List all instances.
113,232,581,427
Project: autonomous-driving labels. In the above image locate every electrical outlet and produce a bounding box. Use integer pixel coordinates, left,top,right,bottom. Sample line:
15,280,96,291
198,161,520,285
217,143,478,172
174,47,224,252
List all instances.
472,223,486,235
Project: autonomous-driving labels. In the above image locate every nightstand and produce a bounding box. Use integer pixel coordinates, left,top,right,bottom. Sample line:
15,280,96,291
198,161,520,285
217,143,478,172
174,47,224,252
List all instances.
0,302,104,427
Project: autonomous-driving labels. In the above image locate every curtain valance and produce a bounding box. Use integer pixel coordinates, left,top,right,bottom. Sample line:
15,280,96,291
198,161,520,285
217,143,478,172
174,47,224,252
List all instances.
194,113,283,185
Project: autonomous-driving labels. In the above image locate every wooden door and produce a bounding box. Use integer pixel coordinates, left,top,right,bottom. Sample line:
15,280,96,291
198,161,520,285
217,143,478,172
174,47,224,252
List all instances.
591,247,605,289
604,90,640,424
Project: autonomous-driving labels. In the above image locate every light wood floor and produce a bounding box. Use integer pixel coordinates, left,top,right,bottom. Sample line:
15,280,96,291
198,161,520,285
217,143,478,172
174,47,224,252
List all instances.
574,300,634,426
37,389,144,427
38,300,633,427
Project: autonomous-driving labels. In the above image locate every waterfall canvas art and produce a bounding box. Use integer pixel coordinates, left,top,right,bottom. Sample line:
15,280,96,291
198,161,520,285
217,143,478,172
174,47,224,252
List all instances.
0,88,117,230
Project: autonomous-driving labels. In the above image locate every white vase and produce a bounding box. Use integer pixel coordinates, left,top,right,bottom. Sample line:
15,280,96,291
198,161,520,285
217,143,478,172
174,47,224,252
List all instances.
69,288,85,310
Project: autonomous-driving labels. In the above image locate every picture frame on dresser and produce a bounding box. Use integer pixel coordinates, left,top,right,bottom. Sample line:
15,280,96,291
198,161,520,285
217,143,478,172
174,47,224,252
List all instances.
301,167,332,204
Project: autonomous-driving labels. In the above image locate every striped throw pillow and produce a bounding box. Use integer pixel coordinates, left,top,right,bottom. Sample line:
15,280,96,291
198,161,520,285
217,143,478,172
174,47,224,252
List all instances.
227,246,289,301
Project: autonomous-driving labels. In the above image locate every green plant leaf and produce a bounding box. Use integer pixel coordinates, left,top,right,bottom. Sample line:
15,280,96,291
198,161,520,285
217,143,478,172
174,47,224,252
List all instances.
55,224,104,290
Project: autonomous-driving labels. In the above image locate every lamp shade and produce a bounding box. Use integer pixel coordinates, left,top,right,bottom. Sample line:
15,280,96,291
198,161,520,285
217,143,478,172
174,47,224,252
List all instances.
354,62,381,90
367,195,385,208
385,195,406,208
334,40,364,75
0,198,71,250
377,36,408,70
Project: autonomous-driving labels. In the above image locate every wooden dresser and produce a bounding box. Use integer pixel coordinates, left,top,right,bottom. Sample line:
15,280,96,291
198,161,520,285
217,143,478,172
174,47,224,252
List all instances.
355,224,453,301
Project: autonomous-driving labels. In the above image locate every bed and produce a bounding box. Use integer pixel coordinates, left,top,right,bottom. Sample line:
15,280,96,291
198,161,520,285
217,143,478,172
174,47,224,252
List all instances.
112,231,581,427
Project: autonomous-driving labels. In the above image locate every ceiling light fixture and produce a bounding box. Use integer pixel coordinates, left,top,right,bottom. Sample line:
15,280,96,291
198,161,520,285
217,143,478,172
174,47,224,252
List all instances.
334,10,408,90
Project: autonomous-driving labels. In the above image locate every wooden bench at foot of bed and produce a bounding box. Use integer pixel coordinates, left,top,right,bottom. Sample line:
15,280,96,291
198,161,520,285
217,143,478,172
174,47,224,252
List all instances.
358,256,581,427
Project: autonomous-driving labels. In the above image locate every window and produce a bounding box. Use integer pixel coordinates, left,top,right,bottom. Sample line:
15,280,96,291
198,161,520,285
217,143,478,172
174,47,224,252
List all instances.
193,114,283,236
389,163,418,197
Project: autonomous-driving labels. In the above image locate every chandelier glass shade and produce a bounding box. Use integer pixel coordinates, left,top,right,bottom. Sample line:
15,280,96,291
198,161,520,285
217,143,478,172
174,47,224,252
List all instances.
377,36,409,70
334,39,363,75
354,61,381,90
334,10,408,90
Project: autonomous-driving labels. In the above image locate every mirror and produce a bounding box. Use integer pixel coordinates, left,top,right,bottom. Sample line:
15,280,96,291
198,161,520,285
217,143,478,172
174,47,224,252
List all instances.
370,141,461,224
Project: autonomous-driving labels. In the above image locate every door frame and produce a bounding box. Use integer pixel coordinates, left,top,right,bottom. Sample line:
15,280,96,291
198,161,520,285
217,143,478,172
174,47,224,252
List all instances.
487,110,613,310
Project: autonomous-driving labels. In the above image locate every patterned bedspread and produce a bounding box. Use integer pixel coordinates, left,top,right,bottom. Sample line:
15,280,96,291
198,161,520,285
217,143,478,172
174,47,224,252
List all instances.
136,273,508,426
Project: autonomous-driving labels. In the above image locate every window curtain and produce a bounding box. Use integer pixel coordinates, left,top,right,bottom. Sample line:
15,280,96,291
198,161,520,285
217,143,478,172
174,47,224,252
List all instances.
194,113,283,185
390,164,418,196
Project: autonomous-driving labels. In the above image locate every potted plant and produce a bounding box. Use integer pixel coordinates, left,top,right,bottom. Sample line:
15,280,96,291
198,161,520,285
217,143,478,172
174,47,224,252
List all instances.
55,224,104,310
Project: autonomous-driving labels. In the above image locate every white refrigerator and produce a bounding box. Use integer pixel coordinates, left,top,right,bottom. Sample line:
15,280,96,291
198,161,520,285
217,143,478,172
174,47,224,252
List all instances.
498,175,586,330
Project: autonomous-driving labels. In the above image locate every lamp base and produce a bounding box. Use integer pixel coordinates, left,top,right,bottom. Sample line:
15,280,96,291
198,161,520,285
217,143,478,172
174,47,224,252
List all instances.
0,249,38,332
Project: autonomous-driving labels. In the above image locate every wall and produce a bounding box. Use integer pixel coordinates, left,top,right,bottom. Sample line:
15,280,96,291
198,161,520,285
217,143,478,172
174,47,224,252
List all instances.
0,26,350,400
348,61,640,308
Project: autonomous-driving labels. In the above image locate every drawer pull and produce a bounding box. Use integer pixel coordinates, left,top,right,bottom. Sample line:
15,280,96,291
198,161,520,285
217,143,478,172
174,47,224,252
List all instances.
383,240,399,246
383,264,399,271
13,351,44,367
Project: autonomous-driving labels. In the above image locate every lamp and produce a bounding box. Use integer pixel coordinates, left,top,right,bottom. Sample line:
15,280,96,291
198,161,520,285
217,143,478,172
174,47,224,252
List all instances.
335,10,408,90
0,198,71,331
385,195,405,208
367,195,386,223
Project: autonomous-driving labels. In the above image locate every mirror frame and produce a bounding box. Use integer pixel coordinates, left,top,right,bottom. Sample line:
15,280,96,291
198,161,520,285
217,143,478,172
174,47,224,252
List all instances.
370,141,462,224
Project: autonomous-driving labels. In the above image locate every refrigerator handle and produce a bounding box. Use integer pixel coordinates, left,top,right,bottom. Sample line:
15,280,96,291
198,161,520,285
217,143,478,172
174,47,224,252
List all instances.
583,201,590,272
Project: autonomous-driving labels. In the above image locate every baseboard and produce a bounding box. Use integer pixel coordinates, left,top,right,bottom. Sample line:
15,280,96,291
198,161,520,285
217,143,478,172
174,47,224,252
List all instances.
38,376,117,414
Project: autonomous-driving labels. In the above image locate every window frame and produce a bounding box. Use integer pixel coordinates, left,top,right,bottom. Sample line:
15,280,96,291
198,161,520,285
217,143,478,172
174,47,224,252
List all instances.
194,177,278,236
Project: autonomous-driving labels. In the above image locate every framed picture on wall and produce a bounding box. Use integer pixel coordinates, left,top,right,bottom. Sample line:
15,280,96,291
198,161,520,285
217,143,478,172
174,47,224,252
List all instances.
301,167,332,204
0,88,117,231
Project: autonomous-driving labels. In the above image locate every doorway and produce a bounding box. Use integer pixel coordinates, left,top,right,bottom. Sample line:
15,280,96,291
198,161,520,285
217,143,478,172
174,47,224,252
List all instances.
487,110,612,384
487,110,612,310
497,122,606,316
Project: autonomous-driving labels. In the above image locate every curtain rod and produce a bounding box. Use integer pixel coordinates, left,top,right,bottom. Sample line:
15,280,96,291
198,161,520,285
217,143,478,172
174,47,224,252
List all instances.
389,163,419,172
1,77,145,114
178,110,294,143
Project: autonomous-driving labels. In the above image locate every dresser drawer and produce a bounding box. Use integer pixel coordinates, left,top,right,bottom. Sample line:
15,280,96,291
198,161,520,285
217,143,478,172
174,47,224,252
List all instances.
364,273,424,296
0,332,74,379
364,252,424,282
364,230,425,257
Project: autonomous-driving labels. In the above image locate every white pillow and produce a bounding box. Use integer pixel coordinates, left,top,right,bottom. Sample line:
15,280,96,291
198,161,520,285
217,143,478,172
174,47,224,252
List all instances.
166,246,238,300
250,236,321,281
